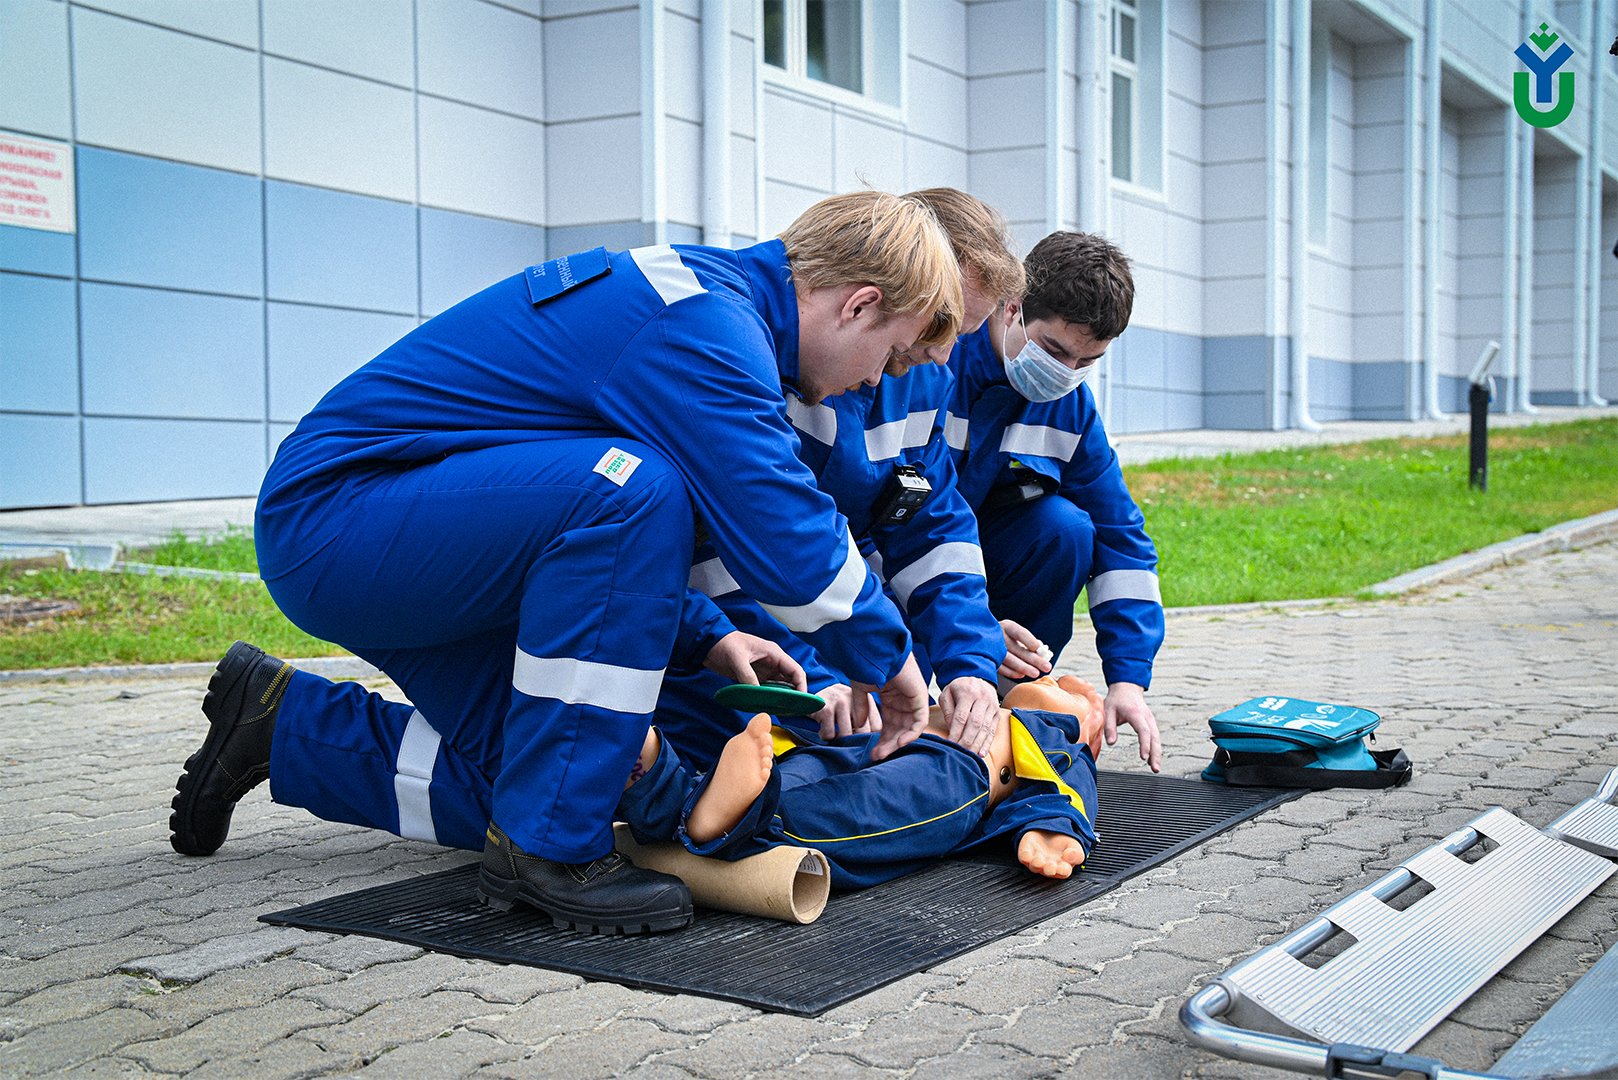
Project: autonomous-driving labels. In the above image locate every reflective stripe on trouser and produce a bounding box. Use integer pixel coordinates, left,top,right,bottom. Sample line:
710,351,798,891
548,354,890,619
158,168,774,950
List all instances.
976,496,1095,666
617,731,991,890
261,438,693,862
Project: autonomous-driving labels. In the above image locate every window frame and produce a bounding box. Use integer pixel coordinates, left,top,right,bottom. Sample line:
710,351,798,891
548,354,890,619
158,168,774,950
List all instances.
1108,0,1165,196
760,0,904,118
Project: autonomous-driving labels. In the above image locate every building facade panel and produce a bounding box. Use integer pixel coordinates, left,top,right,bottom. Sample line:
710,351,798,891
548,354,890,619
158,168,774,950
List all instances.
0,272,78,414
0,0,72,141
262,0,416,87
264,57,417,203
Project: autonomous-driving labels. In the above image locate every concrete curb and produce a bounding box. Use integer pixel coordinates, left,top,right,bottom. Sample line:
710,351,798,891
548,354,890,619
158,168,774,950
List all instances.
0,654,378,685
4,509,1614,684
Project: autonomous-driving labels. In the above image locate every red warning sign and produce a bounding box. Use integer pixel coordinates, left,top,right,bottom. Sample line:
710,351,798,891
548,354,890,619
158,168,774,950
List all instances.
0,131,75,234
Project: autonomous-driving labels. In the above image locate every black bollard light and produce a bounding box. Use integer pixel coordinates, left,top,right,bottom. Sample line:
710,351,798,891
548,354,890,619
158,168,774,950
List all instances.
1467,341,1500,492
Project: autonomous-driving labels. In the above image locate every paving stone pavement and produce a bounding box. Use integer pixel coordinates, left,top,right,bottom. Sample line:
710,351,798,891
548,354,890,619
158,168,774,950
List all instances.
1,540,1615,1078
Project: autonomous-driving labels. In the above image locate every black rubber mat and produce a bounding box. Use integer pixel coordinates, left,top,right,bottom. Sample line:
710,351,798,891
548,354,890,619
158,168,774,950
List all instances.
261,771,1300,1015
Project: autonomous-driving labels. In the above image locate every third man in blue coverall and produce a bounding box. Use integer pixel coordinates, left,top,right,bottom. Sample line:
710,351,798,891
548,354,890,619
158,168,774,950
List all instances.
947,231,1164,772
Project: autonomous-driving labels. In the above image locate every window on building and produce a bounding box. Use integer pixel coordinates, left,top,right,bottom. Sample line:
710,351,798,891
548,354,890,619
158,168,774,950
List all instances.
1110,0,1163,190
762,0,901,108
1308,27,1330,247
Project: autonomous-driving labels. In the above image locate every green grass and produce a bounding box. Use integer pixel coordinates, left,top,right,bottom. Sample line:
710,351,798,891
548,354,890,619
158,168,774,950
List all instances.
1,418,1614,670
1128,417,1618,607
127,525,260,573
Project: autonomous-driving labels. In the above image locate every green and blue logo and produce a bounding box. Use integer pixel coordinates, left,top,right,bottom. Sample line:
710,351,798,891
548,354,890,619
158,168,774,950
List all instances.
1515,22,1575,128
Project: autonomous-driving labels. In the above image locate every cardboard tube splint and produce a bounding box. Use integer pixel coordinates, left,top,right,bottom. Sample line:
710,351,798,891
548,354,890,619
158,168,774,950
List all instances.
613,823,831,924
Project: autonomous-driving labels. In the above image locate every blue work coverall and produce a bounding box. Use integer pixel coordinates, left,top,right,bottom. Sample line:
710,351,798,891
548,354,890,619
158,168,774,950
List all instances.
655,361,1005,769
253,241,913,862
617,707,1099,889
945,324,1164,691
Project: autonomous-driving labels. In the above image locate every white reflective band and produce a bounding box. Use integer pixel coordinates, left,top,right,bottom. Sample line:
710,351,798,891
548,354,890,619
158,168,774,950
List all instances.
512,650,666,714
1000,423,1081,462
629,245,705,307
944,411,968,451
786,397,837,444
865,547,885,580
394,710,441,844
1087,569,1163,608
689,556,740,597
864,409,936,461
888,541,987,609
760,531,866,634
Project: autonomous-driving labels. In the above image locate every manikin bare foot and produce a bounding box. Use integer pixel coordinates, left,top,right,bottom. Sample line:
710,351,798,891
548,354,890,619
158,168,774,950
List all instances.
1017,828,1086,879
1003,674,1105,759
686,714,775,844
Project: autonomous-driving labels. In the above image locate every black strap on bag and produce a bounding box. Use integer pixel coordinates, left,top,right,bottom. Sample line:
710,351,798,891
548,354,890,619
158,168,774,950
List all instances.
1212,747,1413,790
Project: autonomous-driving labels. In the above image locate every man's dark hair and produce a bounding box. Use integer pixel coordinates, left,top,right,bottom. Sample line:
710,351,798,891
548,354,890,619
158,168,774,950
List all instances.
1021,232,1134,341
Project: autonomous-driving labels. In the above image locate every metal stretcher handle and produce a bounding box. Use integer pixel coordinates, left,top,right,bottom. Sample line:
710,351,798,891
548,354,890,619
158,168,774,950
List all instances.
1179,767,1618,1080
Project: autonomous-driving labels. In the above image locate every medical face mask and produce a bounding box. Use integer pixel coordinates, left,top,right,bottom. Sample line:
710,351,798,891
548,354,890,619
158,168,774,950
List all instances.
1002,313,1088,402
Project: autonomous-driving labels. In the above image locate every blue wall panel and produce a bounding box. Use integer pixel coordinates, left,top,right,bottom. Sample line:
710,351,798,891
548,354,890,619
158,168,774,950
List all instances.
546,220,646,259
265,181,417,314
0,272,77,413
77,147,263,297
0,413,80,509
80,283,264,420
83,418,264,503
1352,361,1410,420
419,207,546,316
267,303,416,423
1308,356,1354,422
0,223,74,277
1202,393,1271,430
1202,336,1271,394
1161,330,1203,394
1163,391,1203,431
1115,326,1165,388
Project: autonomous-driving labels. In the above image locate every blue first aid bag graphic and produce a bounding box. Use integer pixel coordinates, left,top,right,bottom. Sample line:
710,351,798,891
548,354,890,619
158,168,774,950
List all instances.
1202,696,1412,789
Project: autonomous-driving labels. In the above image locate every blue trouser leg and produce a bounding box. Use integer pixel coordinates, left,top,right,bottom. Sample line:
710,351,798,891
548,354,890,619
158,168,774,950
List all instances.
260,438,693,862
628,733,993,890
977,496,1096,667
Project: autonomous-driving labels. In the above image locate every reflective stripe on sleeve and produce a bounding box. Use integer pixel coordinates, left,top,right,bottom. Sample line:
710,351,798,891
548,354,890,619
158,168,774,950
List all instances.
864,409,937,461
689,556,740,598
786,397,837,444
888,541,987,609
1000,423,1081,462
1086,569,1163,608
759,531,867,634
944,411,968,451
394,710,441,844
512,649,666,714
629,245,705,306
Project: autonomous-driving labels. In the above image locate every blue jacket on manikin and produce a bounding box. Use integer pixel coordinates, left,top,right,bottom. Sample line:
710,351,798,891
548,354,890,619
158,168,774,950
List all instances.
945,323,1164,690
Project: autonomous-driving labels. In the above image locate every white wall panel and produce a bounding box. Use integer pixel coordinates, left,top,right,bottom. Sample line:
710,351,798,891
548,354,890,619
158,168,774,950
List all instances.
1202,43,1265,107
1204,219,1267,279
730,32,756,138
730,133,758,237
545,8,638,122
905,59,968,149
1203,161,1268,220
76,0,257,47
1202,277,1265,336
965,0,1043,78
968,72,1043,151
665,12,702,123
264,58,414,202
1201,103,1266,165
834,114,905,193
419,0,545,120
904,136,969,190
665,116,702,227
763,179,822,236
909,0,967,71
969,147,1044,222
420,96,546,223
546,115,639,225
0,0,71,140
263,0,415,87
72,8,260,174
762,91,834,190
1203,0,1266,49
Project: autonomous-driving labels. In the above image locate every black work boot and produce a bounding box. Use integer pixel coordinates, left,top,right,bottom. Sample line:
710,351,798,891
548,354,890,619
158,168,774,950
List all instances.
169,641,293,856
478,822,693,935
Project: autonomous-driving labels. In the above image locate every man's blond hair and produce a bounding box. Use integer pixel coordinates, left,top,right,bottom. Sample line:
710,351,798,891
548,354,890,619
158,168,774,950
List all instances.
779,191,963,348
907,187,1026,302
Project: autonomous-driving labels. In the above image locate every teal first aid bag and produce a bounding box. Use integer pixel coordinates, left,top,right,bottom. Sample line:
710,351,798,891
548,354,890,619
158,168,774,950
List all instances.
1201,696,1412,789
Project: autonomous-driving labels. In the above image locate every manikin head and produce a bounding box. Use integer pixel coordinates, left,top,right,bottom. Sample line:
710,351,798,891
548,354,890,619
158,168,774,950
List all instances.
779,191,963,404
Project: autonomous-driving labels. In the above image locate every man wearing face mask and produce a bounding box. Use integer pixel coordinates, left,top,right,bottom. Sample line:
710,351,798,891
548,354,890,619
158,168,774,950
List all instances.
945,231,1164,773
